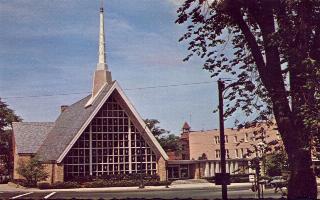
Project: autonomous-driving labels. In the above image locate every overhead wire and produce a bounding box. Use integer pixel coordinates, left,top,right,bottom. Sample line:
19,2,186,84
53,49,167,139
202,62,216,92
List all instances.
1,80,218,100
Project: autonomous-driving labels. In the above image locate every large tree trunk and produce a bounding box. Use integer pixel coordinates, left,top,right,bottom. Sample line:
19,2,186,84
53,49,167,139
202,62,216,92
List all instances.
274,108,317,198
222,0,318,198
287,146,317,199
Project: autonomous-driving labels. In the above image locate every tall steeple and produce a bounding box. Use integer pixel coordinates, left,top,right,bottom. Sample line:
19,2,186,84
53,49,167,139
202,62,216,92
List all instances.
97,1,107,70
92,0,112,98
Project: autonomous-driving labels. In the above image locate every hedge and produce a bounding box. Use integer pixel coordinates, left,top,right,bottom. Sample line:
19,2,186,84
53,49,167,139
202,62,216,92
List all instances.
205,174,250,183
38,179,171,189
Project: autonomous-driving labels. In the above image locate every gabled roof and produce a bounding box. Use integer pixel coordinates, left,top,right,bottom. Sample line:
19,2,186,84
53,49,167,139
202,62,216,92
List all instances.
182,122,191,130
37,81,168,163
13,122,55,154
37,82,114,162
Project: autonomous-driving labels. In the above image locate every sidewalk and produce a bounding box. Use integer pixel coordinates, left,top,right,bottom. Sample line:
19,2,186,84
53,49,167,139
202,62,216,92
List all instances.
0,182,252,193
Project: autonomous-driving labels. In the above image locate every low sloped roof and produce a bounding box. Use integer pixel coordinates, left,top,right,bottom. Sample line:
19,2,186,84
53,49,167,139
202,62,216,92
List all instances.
37,82,114,162
13,122,55,154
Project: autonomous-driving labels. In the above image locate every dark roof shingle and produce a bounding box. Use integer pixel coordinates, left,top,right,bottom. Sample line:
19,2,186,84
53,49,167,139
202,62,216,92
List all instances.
13,122,55,154
37,82,114,162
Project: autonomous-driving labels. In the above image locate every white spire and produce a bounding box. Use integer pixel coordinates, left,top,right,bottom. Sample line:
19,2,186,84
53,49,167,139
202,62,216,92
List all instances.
87,0,112,103
97,0,108,70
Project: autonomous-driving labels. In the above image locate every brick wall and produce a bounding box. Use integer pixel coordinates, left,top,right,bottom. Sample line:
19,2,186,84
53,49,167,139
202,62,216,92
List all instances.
157,156,167,181
13,154,32,180
43,163,64,183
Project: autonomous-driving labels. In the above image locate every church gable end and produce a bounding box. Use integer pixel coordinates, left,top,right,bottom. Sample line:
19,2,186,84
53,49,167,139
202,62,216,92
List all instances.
63,93,157,180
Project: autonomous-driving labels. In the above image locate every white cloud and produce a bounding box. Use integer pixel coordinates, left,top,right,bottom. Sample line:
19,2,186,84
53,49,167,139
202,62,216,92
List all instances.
166,0,185,6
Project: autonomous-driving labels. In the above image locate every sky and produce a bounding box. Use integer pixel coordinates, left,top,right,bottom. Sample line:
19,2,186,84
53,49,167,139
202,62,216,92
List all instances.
0,0,238,134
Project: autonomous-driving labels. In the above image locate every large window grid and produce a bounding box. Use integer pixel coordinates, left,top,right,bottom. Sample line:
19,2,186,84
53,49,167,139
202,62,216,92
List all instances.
64,96,157,179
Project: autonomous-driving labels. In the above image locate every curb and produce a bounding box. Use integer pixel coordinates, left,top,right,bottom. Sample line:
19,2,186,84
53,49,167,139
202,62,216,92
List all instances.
0,183,270,193
7,182,27,189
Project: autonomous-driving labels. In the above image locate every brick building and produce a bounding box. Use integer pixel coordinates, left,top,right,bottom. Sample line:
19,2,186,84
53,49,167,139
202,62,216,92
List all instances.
166,122,281,180
12,5,168,183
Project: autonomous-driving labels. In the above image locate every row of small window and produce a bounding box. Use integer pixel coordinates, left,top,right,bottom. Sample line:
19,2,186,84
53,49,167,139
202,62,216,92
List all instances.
214,133,251,144
65,155,157,164
64,163,157,172
68,148,155,157
78,132,143,141
215,148,256,159
64,170,157,179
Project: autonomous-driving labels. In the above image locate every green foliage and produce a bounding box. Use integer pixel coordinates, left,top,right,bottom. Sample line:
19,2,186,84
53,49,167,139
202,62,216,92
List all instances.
206,174,249,183
158,134,182,152
144,119,181,152
176,1,319,197
37,181,79,189
16,157,48,186
0,98,21,133
0,130,13,175
145,119,169,137
68,173,160,182
37,178,171,189
176,0,319,135
265,150,289,177
0,98,21,176
37,182,51,189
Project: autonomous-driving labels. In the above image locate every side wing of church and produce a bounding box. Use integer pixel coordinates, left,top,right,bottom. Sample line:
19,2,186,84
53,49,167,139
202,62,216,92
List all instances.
12,4,168,183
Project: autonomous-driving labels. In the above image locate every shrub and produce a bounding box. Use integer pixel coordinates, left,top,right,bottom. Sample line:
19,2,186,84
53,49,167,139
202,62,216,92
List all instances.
82,179,108,188
230,174,249,183
12,179,30,187
16,157,48,187
99,173,159,181
37,181,80,189
51,181,79,189
144,180,171,186
36,175,171,189
70,175,93,183
206,174,250,183
37,182,51,189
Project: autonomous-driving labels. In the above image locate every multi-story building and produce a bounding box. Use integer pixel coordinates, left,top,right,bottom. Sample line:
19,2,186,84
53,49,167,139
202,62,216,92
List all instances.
167,122,281,180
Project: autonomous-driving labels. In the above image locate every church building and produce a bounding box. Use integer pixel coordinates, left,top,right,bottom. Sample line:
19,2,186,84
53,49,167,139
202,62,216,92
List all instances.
12,5,168,183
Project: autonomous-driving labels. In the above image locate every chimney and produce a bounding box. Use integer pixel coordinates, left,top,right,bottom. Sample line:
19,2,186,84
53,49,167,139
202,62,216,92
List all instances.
61,105,69,113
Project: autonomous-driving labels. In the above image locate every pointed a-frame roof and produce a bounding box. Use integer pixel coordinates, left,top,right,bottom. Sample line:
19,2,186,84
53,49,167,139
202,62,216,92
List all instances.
182,122,191,130
37,81,168,163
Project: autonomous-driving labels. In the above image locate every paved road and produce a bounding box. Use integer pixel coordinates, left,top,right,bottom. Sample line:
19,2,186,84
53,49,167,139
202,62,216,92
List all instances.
0,188,284,199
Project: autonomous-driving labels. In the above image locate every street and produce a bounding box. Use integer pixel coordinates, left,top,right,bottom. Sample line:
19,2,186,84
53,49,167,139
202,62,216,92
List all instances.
0,187,285,199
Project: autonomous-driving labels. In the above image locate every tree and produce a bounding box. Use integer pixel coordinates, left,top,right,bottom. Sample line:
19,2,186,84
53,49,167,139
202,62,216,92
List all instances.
0,98,21,176
16,156,48,186
158,134,182,152
144,119,181,152
144,119,169,138
265,150,289,177
176,0,320,198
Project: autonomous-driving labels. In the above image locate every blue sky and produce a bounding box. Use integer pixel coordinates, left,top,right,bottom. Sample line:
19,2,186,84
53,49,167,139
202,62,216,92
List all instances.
0,0,238,134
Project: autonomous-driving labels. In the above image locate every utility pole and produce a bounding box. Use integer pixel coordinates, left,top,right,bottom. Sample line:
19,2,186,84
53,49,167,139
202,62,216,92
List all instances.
218,79,228,200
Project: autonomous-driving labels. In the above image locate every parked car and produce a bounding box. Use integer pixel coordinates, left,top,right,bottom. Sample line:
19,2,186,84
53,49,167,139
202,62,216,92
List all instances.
268,176,288,193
